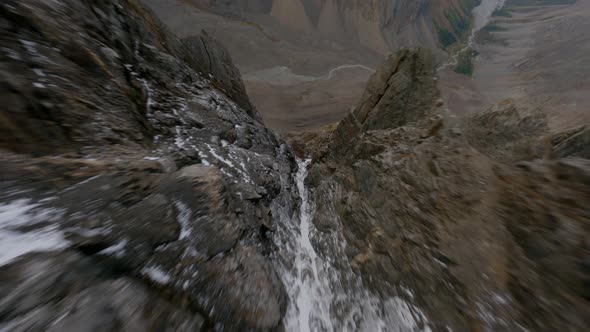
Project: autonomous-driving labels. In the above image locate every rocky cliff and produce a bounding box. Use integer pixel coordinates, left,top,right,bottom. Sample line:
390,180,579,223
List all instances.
306,49,590,331
0,0,298,330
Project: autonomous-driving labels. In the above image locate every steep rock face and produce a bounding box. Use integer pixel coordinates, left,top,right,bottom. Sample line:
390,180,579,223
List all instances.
0,0,297,330
307,49,590,331
464,99,549,162
180,31,257,118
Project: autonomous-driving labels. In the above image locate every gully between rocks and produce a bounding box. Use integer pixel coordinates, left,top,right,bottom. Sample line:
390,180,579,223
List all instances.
274,160,429,331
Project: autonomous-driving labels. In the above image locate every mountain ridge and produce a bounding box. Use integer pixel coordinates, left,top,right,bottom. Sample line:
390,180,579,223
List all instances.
186,0,484,53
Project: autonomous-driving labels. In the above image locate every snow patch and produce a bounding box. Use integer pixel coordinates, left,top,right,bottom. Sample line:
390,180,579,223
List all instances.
174,201,193,240
0,199,68,267
141,265,171,284
32,68,46,77
98,239,128,258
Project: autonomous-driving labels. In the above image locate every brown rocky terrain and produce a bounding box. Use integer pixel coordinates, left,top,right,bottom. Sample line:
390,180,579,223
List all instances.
306,49,590,331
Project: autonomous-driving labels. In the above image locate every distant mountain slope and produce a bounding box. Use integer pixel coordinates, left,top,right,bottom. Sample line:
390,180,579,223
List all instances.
189,0,483,53
194,0,481,53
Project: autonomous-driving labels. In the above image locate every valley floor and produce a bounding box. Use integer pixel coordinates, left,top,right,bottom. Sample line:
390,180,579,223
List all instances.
140,0,380,134
245,68,372,133
440,0,590,131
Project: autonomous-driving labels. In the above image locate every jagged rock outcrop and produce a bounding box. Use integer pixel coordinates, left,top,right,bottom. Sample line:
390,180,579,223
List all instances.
307,49,590,331
327,48,441,158
0,0,298,330
464,99,549,162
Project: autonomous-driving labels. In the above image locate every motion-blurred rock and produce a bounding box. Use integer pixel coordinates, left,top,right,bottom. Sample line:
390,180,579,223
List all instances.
308,49,590,331
0,0,296,330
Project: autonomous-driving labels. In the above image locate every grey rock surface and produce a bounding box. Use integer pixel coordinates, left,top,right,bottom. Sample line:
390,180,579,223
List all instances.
0,0,297,330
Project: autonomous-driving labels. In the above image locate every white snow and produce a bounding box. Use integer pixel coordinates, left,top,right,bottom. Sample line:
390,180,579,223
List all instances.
433,257,449,268
139,78,155,123
32,68,46,77
62,175,102,193
98,239,128,258
198,151,211,166
206,143,235,168
204,144,253,184
174,201,192,240
2,47,22,61
174,127,187,150
19,39,37,53
402,285,415,299
0,199,68,267
141,265,171,284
